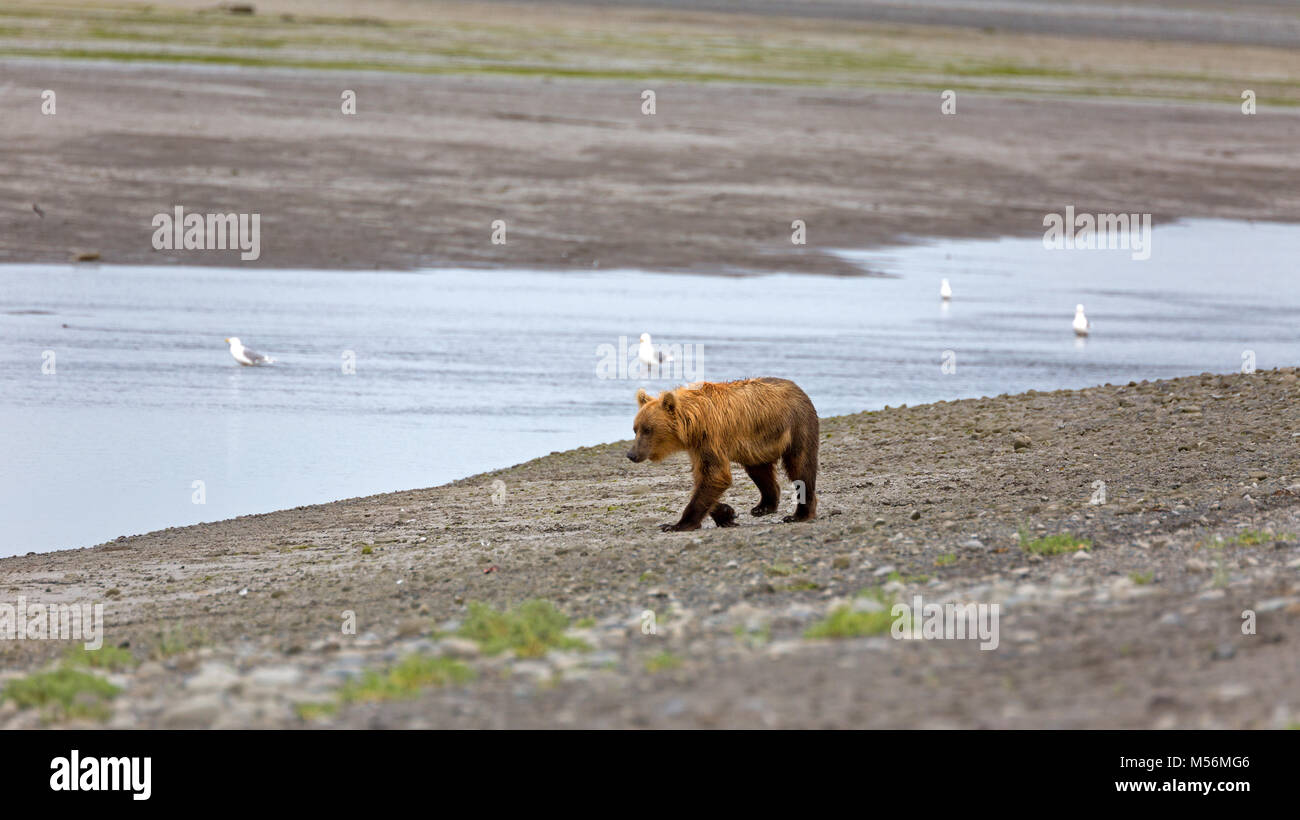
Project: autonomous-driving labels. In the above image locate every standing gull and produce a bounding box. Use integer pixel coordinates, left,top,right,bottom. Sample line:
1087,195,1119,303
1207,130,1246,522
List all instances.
224,336,275,366
638,333,672,374
1072,304,1091,337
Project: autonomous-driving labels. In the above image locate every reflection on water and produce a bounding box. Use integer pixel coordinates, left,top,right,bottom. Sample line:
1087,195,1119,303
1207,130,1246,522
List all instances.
1,219,1296,555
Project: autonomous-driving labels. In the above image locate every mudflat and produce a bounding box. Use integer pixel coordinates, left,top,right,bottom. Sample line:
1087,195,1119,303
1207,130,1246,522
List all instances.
2,0,1300,273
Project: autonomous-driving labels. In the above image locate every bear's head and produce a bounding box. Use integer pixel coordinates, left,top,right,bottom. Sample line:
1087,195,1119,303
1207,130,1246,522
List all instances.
627,388,686,463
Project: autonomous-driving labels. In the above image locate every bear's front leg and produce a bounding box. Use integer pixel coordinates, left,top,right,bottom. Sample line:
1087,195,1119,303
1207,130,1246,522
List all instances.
661,452,731,531
709,502,738,528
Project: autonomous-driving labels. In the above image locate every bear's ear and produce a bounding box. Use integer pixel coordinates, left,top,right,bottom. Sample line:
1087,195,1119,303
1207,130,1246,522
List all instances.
660,390,677,414
636,388,651,407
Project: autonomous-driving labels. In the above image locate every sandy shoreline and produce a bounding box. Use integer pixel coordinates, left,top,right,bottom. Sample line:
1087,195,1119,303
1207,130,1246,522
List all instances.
2,370,1298,728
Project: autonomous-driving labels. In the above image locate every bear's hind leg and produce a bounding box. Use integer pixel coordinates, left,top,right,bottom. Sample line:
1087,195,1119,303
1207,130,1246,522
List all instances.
781,447,818,523
744,462,781,516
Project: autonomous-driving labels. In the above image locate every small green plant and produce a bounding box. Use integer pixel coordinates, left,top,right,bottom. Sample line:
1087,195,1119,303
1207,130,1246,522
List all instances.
934,553,957,567
1212,560,1231,589
1129,571,1154,585
1231,529,1289,546
574,617,596,629
295,701,339,721
764,563,800,577
64,645,137,672
644,651,683,673
3,666,120,722
886,570,930,584
150,624,208,659
338,654,475,704
1019,527,1091,555
458,600,588,658
805,605,897,639
733,623,772,647
1204,529,1295,549
782,579,821,591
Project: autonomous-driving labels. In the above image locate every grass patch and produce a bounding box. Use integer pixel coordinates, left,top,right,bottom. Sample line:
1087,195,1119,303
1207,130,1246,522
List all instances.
2,666,120,722
733,623,772,647
149,624,208,659
934,553,957,567
1205,529,1295,549
644,651,683,673
1019,528,1091,556
337,654,476,704
886,570,930,584
782,579,821,591
295,701,339,720
458,599,589,658
1129,571,1154,586
805,604,897,639
64,645,136,672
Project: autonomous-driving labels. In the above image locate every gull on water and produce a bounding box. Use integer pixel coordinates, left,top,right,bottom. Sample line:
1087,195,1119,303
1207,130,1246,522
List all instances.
1072,304,1091,337
225,336,275,366
939,278,952,301
638,333,672,369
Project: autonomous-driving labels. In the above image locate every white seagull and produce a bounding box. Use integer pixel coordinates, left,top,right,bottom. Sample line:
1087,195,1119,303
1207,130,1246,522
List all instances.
939,278,952,301
224,336,275,366
1072,304,1091,337
638,333,672,370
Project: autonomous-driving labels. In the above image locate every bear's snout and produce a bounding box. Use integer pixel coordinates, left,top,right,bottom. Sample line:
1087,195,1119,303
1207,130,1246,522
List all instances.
626,449,643,462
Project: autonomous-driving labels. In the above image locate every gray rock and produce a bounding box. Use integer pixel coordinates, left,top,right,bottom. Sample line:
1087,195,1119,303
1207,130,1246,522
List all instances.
437,637,481,659
1255,597,1299,612
247,665,304,689
184,661,240,693
159,694,225,729
1211,643,1236,661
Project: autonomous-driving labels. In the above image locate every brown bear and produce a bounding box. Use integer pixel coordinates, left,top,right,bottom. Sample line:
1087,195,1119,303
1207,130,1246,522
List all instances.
626,378,819,531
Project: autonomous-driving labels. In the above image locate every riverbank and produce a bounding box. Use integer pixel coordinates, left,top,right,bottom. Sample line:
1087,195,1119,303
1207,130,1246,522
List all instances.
2,369,1298,728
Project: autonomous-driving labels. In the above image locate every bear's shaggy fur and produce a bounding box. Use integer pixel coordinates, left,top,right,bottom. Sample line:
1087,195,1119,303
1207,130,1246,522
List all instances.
626,378,819,531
